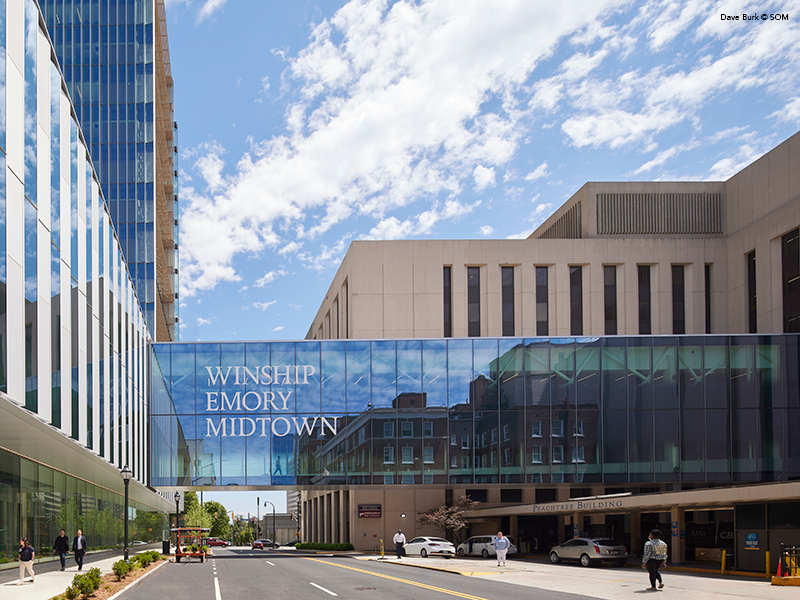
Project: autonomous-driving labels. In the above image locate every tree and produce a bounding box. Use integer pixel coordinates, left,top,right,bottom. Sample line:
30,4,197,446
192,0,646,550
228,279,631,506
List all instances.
203,501,230,539
183,491,199,516
417,495,479,545
185,502,212,529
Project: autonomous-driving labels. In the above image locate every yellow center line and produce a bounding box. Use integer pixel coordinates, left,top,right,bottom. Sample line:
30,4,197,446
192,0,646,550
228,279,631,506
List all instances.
301,557,491,600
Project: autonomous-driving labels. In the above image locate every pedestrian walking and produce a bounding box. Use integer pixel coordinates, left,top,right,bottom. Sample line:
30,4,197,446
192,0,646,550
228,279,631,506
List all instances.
641,529,668,590
393,529,406,559
274,456,282,475
494,532,510,566
72,529,88,571
18,537,35,585
53,529,70,571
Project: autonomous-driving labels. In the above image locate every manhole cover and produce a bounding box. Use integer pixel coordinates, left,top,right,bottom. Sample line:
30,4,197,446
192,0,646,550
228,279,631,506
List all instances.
354,587,377,591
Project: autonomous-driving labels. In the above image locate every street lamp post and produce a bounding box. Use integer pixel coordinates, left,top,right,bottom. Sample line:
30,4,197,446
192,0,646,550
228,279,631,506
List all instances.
264,501,276,543
120,464,132,562
257,497,260,539
174,491,181,550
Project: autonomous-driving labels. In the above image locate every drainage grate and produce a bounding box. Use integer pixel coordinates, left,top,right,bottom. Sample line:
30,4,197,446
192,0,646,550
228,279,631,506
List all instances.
354,587,377,591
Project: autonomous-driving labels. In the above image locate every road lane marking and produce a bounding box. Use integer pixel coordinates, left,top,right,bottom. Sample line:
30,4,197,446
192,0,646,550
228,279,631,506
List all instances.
302,557,489,600
214,577,222,600
265,561,275,566
310,582,338,596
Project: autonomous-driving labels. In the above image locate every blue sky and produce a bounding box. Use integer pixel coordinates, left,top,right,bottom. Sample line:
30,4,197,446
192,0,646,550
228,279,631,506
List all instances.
164,0,800,344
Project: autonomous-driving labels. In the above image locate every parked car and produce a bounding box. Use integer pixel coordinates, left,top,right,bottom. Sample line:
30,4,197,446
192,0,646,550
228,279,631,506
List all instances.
548,538,628,567
404,537,456,558
207,538,230,547
282,540,302,547
456,535,517,558
252,539,279,549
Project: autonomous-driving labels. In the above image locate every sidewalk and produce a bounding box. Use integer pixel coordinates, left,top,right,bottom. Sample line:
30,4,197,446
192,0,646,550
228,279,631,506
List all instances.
0,548,163,600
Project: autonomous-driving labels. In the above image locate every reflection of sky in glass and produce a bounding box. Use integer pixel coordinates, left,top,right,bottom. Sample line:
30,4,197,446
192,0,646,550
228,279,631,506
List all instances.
346,341,370,413
271,342,297,413
296,342,321,413
371,341,396,408
422,340,447,408
448,339,472,410
171,344,197,414
196,344,220,414
321,341,346,412
397,340,421,396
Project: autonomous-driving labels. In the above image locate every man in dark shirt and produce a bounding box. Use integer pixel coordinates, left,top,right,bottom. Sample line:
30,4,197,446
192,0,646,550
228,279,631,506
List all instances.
54,529,70,571
72,529,88,571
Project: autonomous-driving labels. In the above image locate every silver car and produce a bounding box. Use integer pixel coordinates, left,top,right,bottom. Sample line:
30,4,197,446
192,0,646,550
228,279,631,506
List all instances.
456,535,518,558
549,538,628,567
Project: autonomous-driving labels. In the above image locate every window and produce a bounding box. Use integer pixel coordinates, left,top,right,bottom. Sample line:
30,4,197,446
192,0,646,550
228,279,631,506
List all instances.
551,420,564,437
490,451,497,467
461,456,470,469
491,428,498,444
574,420,584,437
343,281,349,338
383,422,395,438
572,445,585,463
443,266,452,337
423,473,433,484
552,472,565,483
451,434,457,446
401,446,414,464
332,298,339,338
531,421,542,437
672,265,685,334
638,265,651,334
570,266,583,335
401,472,414,484
451,456,458,468
461,435,470,449
703,264,711,334
782,229,800,332
552,445,564,463
535,266,549,336
383,446,395,464
747,250,757,333
468,267,481,336
424,446,434,463
504,448,511,465
423,421,433,437
531,446,542,463
384,474,394,484
481,432,487,447
502,266,515,336
531,473,543,483
604,265,617,335
359,428,366,444
503,424,510,441
401,421,413,437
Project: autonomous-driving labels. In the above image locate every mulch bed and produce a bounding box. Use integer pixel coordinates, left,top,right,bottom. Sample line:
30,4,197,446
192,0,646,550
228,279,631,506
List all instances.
49,558,169,600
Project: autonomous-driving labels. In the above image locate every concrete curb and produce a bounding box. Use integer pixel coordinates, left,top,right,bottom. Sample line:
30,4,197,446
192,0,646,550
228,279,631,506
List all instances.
106,559,170,600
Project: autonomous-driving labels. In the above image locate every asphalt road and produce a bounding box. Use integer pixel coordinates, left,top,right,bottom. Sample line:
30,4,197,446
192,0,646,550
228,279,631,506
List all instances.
120,547,598,600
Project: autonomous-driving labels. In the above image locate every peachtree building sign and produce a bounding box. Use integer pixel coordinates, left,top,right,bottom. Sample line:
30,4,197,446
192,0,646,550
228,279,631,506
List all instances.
202,366,339,438
529,499,626,514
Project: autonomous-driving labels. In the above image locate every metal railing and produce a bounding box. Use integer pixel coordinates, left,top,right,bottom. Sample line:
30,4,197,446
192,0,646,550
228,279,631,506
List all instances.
780,544,799,577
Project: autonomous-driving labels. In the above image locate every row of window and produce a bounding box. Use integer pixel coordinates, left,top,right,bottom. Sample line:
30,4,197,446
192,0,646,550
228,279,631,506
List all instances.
379,445,584,466
444,234,800,337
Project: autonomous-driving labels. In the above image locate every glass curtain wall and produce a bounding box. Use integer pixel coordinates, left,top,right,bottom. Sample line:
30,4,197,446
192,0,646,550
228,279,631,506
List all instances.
151,336,800,487
0,449,167,571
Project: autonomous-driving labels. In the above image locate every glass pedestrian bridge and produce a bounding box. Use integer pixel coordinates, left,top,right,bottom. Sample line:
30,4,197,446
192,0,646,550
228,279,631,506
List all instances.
150,335,800,488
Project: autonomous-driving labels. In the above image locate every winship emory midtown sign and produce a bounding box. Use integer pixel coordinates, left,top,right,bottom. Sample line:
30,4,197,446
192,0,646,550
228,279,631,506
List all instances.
202,366,340,438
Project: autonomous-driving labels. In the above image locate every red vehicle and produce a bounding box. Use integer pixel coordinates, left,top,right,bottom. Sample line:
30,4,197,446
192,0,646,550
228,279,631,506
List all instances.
207,538,230,547
252,540,264,549
172,527,211,563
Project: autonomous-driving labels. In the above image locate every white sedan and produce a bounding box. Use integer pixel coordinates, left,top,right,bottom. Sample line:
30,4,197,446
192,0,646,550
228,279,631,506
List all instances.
404,536,456,558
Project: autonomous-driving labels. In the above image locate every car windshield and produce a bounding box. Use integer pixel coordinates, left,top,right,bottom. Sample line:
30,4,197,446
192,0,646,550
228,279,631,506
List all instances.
593,539,622,546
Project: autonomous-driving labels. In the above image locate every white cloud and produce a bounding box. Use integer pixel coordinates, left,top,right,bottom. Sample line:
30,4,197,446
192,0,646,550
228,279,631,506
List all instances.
524,162,550,181
253,301,278,312
254,269,288,288
279,241,303,256
479,225,495,236
473,165,496,192
708,143,765,180
179,0,624,297
197,317,211,326
197,0,229,24
272,326,285,332
771,97,800,124
289,303,302,310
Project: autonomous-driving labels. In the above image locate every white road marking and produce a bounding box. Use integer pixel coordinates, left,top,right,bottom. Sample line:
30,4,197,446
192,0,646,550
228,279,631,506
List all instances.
214,577,222,600
265,561,275,566
310,582,338,596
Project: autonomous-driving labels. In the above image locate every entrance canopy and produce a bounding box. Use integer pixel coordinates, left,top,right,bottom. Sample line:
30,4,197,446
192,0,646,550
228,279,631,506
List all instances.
150,336,800,489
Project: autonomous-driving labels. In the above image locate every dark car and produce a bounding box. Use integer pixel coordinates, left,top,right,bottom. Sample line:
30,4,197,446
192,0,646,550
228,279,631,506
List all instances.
207,538,230,547
282,540,302,547
253,539,278,549
549,538,629,567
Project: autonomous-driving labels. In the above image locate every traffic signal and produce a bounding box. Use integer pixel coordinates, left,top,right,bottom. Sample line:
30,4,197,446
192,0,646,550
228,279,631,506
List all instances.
291,513,296,521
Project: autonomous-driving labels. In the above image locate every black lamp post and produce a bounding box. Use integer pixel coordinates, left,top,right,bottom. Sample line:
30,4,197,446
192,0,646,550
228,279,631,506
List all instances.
174,491,181,549
264,501,276,544
120,464,132,562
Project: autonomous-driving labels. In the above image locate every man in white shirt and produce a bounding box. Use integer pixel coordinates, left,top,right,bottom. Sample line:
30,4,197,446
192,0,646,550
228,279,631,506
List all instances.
392,530,406,559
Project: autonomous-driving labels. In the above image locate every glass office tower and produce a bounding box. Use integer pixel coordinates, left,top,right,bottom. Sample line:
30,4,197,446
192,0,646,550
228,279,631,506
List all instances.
41,0,180,342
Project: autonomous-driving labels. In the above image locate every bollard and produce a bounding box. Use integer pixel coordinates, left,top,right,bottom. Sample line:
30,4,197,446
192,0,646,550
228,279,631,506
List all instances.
766,551,770,579
721,549,726,575
380,539,384,560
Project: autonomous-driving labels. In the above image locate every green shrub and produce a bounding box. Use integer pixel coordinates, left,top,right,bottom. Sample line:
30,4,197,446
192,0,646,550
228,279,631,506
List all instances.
64,586,79,600
112,559,131,580
71,572,98,598
295,542,354,551
134,553,152,567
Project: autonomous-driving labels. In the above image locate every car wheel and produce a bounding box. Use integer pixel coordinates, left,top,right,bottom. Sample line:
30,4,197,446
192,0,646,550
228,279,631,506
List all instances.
444,556,451,560
613,560,627,568
580,554,593,567
549,552,561,564
457,548,466,556
481,549,490,558
420,549,428,558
